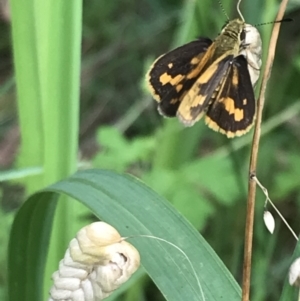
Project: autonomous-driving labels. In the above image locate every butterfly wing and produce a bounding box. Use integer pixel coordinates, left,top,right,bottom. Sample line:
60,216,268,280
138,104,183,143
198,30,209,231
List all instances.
205,55,256,137
146,38,213,117
177,53,234,126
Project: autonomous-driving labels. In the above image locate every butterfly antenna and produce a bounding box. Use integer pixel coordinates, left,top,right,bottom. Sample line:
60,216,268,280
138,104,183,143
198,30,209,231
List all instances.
218,0,229,20
236,0,245,21
255,18,293,27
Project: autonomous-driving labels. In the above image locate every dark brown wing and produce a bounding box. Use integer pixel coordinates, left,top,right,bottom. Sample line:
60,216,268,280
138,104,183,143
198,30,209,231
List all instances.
146,38,213,117
205,55,256,138
177,53,234,126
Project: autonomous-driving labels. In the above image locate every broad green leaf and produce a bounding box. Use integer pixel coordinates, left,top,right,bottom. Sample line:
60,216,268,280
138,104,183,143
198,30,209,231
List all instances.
9,169,241,301
142,168,214,229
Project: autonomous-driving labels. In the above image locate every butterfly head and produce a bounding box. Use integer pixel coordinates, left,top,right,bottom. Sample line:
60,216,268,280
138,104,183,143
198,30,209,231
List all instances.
219,18,247,47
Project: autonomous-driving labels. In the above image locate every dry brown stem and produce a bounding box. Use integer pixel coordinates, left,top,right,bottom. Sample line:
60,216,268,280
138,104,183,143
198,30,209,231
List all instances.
241,1,290,301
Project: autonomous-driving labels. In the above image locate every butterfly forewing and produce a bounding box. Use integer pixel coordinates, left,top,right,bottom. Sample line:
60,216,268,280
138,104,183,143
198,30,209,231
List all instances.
177,54,234,126
146,38,213,117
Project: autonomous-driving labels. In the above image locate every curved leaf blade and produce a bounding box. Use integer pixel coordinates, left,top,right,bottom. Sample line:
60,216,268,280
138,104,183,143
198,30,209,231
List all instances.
9,169,241,301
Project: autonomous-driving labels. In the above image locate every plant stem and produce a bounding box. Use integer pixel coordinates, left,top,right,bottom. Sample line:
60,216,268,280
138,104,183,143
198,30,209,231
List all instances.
241,0,290,300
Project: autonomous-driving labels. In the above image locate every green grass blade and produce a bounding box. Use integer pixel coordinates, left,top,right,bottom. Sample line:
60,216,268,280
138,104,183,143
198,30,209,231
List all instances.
10,0,84,296
8,169,241,301
8,193,57,301
35,0,82,183
9,0,43,192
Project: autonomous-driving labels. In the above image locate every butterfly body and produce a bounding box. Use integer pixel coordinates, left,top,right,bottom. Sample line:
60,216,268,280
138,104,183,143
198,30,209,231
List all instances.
146,18,262,138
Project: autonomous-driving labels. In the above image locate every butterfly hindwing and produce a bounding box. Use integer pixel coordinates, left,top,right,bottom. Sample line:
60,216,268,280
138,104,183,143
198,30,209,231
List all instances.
146,38,213,117
205,55,256,137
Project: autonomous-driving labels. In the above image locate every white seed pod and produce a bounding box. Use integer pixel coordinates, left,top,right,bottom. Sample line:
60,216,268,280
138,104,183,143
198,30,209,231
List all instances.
240,24,262,87
49,222,140,301
263,211,275,234
289,257,300,287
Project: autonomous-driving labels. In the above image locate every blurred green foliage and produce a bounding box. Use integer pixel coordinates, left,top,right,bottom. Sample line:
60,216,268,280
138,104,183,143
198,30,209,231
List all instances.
1,0,300,300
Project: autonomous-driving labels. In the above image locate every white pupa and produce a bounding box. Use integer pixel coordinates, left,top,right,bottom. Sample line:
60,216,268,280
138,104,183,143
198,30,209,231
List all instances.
48,222,140,301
